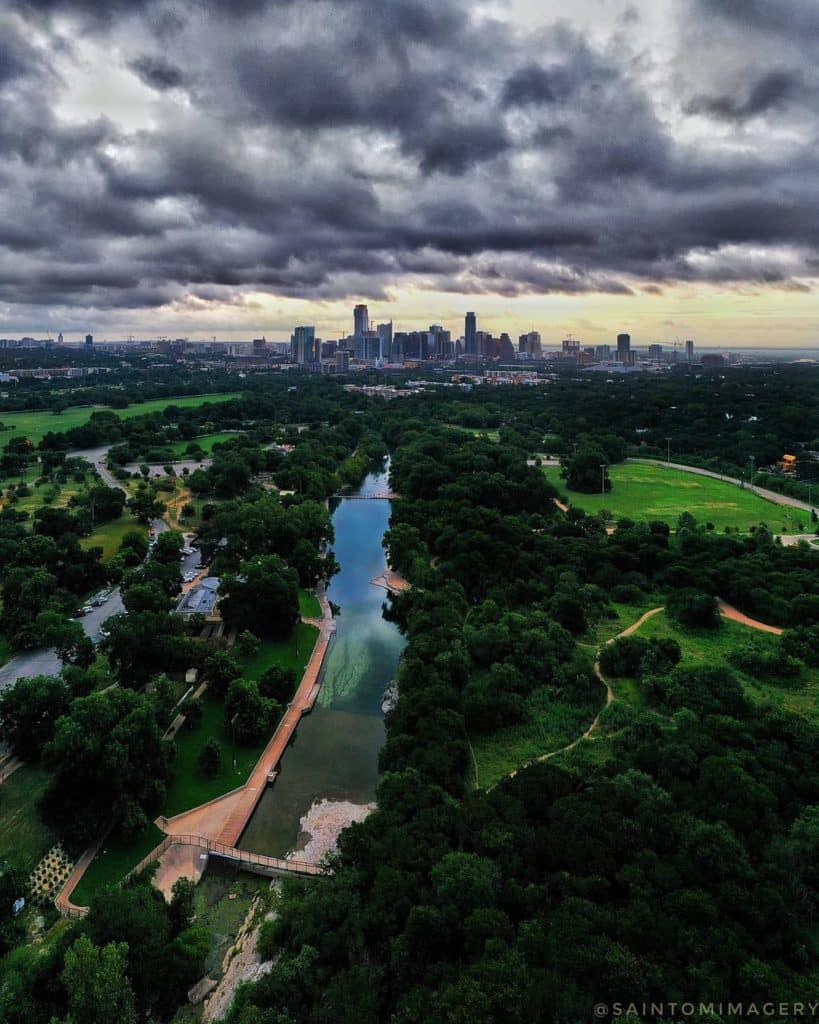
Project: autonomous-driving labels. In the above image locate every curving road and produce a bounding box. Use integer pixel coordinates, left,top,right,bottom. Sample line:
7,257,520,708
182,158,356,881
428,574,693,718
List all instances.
0,447,187,692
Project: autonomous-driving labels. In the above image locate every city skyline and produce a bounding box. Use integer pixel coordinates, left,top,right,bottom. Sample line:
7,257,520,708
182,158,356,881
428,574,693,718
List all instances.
1,1,818,345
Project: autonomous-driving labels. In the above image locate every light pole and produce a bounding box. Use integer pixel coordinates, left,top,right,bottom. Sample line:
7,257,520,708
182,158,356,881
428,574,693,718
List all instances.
665,437,672,466
230,713,238,772
600,464,607,497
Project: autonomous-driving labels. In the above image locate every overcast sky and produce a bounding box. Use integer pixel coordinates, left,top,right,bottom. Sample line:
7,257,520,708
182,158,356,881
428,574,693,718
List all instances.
1,0,817,346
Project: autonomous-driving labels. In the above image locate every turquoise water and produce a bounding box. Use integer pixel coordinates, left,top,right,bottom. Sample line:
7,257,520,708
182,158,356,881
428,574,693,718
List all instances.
238,465,405,856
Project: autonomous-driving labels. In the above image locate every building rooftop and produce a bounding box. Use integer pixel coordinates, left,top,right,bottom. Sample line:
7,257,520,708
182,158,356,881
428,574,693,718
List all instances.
176,576,220,617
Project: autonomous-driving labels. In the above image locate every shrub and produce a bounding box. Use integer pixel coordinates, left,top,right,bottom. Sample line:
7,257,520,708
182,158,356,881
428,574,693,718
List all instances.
666,589,720,629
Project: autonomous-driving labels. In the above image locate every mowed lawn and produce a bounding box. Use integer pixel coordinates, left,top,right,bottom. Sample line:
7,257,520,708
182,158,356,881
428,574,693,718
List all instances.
543,462,799,532
0,765,56,873
71,622,319,902
0,392,240,449
164,431,244,458
81,515,148,562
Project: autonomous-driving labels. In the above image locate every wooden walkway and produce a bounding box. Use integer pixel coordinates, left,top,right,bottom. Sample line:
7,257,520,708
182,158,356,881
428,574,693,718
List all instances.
214,598,335,847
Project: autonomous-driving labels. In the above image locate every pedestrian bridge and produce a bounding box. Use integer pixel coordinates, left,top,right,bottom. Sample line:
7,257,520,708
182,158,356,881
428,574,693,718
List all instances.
334,490,399,500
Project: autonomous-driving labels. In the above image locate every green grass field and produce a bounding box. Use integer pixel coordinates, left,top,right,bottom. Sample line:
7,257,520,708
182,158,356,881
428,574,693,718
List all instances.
70,622,319,902
543,461,806,532
447,425,500,442
613,611,819,722
163,431,244,458
81,515,148,562
469,687,602,788
0,765,56,873
70,824,164,906
298,589,322,619
0,393,240,450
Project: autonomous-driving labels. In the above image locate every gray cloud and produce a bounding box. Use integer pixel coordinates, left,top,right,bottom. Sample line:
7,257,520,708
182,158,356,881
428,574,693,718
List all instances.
0,0,817,327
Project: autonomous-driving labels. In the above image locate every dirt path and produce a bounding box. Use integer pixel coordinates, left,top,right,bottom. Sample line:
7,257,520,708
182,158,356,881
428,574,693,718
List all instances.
490,607,665,787
482,592,789,791
716,599,784,635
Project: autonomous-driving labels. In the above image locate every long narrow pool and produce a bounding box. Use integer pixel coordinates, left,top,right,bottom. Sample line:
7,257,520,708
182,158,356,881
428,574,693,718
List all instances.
238,463,405,857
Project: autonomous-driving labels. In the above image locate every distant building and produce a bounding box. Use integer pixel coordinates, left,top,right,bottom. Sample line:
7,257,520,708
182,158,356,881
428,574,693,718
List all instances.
353,304,369,339
595,344,611,360
616,333,632,365
376,322,393,360
291,325,317,364
518,331,542,358
336,350,350,373
57,332,64,344
685,339,695,362
648,344,663,360
85,334,93,347
498,333,516,361
701,353,724,371
464,312,477,355
562,336,580,355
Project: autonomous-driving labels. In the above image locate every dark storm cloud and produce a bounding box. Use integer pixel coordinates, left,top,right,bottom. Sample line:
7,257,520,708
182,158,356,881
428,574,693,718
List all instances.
0,0,818,322
694,0,819,38
685,70,802,121
502,66,563,107
128,55,185,91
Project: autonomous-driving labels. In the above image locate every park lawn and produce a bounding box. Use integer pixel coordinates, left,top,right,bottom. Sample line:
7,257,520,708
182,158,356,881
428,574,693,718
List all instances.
298,589,322,619
164,431,243,458
70,824,164,907
630,611,819,723
0,765,56,873
447,425,500,442
65,623,319,902
543,462,805,532
241,621,319,680
586,598,662,645
0,392,240,449
0,465,91,518
81,514,147,562
470,677,603,788
164,624,318,817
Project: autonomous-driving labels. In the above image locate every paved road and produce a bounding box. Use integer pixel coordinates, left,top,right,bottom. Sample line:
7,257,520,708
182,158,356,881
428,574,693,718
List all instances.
0,443,183,691
0,587,125,691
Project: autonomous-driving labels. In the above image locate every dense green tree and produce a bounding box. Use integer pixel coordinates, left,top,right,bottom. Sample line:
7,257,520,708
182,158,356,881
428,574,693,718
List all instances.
61,935,136,1024
0,674,71,761
41,688,172,846
220,555,300,638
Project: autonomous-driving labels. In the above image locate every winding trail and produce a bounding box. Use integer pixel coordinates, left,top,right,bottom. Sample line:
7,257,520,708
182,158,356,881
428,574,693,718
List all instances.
716,599,784,635
488,598,786,788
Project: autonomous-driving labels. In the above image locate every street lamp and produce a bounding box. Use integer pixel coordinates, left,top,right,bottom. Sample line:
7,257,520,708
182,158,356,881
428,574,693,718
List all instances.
230,713,238,771
600,464,607,497
665,437,672,466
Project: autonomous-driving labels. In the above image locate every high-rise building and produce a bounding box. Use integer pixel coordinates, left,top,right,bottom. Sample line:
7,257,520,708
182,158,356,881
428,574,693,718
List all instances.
336,350,349,373
518,331,542,358
595,344,611,360
291,325,317,364
562,336,580,354
57,332,64,344
376,322,393,360
353,304,369,339
616,333,632,364
464,312,477,355
648,344,663,360
85,334,93,347
685,339,694,362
